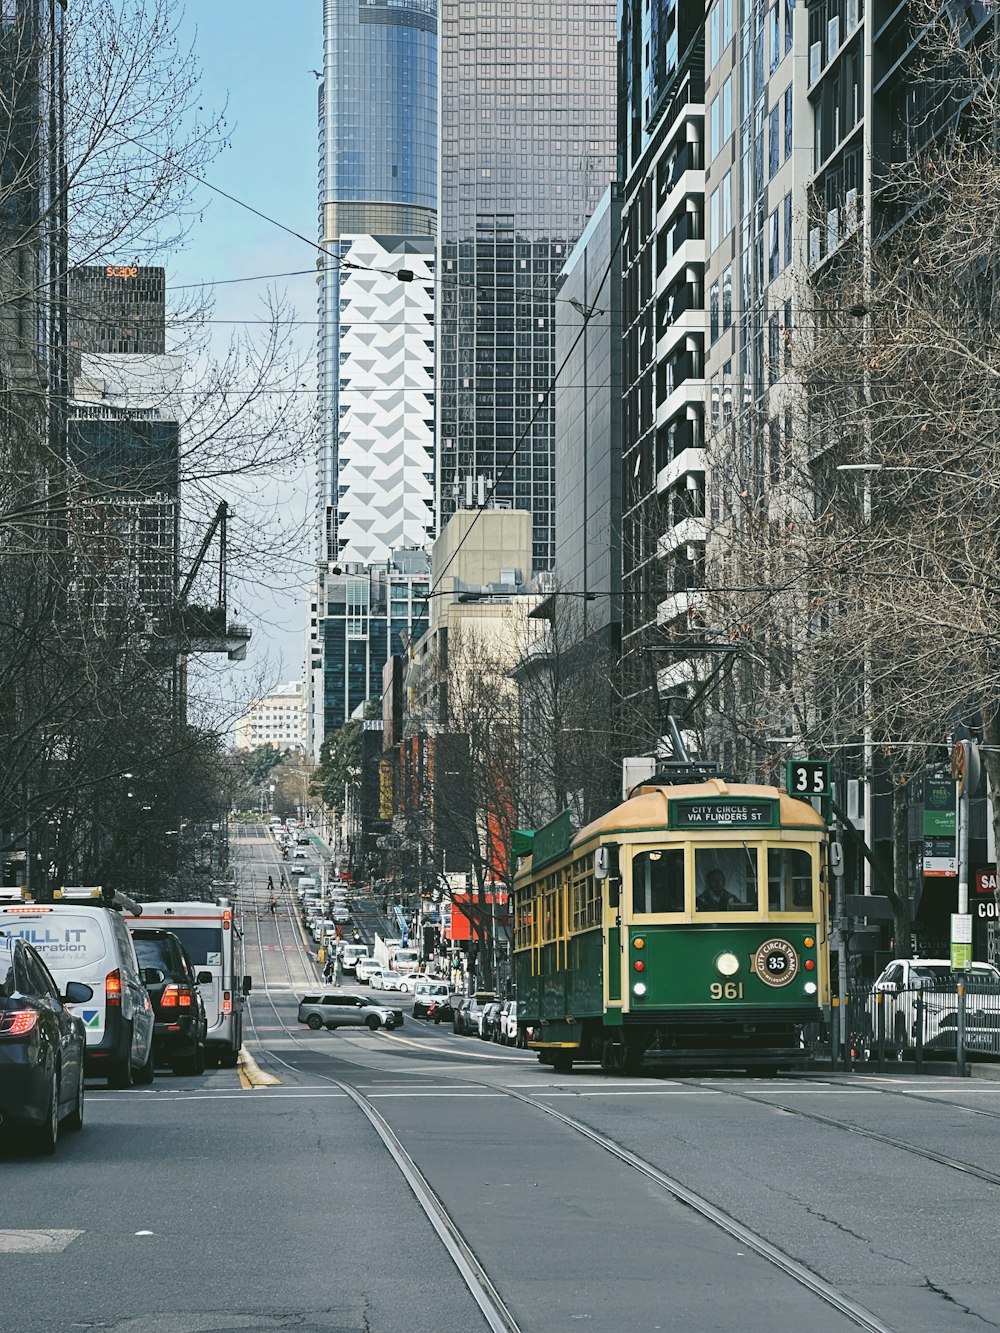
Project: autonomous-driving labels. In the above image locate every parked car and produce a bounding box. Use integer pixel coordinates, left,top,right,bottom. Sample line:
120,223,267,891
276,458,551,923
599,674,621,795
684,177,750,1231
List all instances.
452,996,470,1033
297,993,401,1031
460,996,486,1036
371,969,403,991
0,896,155,1088
412,980,452,1019
0,935,87,1153
498,999,521,1045
481,1000,502,1041
868,958,1000,1051
129,928,209,1076
355,956,383,985
398,971,438,994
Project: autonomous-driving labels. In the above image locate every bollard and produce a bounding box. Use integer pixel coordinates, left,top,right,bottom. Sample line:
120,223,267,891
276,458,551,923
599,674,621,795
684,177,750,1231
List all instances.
915,991,924,1075
876,991,886,1072
956,981,967,1078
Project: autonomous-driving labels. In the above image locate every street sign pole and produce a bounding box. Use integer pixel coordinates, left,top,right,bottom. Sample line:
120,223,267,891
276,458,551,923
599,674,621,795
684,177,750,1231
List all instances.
951,740,976,972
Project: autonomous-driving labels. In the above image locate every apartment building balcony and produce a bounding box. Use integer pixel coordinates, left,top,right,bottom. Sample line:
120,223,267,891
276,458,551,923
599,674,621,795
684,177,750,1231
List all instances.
657,445,706,494
657,515,707,559
656,588,708,627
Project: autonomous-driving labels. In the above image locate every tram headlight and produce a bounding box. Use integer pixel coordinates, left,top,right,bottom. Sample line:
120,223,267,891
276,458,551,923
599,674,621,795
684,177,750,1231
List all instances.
715,952,740,978
804,981,818,995
633,982,647,996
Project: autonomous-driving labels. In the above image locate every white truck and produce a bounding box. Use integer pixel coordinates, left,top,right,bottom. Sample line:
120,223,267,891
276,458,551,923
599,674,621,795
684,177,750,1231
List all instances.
373,933,420,975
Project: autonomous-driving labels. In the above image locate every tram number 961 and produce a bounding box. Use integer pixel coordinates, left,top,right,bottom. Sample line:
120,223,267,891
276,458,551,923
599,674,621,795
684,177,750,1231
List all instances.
709,981,745,1000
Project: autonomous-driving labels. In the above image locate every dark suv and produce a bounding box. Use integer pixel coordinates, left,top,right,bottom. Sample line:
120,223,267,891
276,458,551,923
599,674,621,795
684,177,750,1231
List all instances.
130,929,208,1076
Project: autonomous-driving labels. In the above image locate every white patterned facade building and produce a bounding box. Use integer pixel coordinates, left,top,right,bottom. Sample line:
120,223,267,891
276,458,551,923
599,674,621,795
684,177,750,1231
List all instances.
332,235,435,565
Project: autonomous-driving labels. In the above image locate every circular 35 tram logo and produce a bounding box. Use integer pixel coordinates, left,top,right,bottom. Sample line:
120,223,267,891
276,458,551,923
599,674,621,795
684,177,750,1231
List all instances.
753,939,799,987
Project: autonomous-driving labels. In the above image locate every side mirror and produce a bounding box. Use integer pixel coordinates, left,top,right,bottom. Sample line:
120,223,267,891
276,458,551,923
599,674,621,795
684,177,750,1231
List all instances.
242,975,253,995
196,971,213,986
141,968,164,986
63,981,93,1004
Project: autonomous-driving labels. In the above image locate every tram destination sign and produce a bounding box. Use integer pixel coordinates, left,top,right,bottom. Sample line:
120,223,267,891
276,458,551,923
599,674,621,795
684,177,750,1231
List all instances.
669,798,778,830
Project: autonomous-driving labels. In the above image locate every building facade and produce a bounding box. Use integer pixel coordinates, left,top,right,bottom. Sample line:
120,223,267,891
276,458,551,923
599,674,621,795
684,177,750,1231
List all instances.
318,549,431,742
618,0,708,748
235,680,305,753
436,2,618,572
332,235,435,565
68,265,166,373
310,0,438,758
554,184,623,635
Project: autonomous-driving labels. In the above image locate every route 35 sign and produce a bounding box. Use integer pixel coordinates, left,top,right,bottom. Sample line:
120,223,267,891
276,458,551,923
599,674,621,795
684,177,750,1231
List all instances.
786,759,831,798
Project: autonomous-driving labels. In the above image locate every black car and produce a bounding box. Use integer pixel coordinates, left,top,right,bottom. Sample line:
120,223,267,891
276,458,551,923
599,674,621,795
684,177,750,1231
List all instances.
0,935,87,1153
130,928,209,1076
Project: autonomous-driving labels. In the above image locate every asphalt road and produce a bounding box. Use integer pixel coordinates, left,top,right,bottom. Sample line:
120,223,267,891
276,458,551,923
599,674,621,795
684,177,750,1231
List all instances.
5,823,1000,1332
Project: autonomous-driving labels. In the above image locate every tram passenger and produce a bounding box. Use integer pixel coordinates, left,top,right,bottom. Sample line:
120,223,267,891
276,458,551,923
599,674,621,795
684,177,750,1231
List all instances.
696,868,740,912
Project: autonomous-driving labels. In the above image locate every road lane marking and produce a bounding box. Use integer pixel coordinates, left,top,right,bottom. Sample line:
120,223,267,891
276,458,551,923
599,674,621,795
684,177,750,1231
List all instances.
0,1230,83,1253
380,1031,534,1061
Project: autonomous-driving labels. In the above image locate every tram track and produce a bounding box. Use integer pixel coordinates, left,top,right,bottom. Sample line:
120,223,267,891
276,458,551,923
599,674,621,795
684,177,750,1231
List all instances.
234,825,899,1332
243,956,892,1331
681,1076,1000,1188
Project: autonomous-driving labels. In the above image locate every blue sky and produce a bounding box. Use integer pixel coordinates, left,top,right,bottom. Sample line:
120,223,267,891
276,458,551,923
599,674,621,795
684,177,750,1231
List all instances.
171,3,322,697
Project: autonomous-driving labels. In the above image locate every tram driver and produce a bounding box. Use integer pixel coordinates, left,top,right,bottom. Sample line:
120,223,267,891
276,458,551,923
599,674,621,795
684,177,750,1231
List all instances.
696,868,741,912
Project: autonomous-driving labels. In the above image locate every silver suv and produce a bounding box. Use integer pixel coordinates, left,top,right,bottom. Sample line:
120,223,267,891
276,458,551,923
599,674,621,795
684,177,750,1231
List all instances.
297,993,401,1032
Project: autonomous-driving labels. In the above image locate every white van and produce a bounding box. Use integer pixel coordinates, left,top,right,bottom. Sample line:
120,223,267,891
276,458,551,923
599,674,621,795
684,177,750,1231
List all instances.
125,900,249,1068
341,944,369,974
0,895,156,1087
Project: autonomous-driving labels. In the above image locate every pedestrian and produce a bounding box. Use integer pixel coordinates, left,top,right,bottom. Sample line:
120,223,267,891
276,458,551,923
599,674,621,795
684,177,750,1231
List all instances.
269,894,277,915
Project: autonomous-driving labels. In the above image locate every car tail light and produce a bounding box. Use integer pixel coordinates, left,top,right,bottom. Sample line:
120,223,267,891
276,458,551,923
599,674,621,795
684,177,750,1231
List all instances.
0,1009,39,1036
106,969,123,1006
161,984,193,1008
222,990,232,1014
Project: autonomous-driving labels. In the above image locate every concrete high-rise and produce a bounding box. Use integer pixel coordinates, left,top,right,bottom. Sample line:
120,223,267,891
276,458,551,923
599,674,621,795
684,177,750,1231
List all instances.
308,0,438,758
436,3,617,573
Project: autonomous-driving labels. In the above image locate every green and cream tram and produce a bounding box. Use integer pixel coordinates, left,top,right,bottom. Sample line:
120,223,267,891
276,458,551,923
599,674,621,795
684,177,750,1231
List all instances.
512,777,829,1073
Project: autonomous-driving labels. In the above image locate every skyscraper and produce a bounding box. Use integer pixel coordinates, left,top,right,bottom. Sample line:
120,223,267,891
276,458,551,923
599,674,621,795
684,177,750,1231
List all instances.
437,3,617,572
308,0,438,756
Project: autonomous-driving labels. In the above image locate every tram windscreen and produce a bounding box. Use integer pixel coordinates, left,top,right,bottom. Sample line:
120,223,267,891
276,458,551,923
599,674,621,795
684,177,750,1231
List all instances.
767,848,814,910
694,847,758,911
632,850,684,912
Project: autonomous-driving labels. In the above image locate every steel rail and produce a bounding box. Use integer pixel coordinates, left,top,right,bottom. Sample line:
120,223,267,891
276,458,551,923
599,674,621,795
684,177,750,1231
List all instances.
497,1084,894,1333
688,1080,1000,1188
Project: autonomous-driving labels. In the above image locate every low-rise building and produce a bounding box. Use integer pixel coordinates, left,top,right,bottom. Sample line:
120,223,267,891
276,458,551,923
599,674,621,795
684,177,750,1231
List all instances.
235,680,305,753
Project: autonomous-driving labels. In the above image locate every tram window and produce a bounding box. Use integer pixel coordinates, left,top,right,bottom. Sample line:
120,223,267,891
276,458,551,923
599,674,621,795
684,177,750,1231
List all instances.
695,848,758,911
632,849,684,913
767,848,813,910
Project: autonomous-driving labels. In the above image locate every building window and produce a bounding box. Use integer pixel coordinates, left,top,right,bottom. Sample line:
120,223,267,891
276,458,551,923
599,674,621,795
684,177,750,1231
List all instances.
722,170,732,238
710,188,720,251
710,282,720,343
785,0,794,54
769,210,780,280
768,105,780,178
710,2,721,68
783,192,793,267
722,267,733,330
784,86,793,160
768,3,780,72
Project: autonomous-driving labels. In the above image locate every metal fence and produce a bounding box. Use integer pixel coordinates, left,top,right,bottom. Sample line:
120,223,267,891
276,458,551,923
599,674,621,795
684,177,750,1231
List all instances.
809,981,1000,1073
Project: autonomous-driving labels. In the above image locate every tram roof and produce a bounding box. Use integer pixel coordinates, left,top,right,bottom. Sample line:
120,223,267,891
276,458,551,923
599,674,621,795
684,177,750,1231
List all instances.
573,778,826,847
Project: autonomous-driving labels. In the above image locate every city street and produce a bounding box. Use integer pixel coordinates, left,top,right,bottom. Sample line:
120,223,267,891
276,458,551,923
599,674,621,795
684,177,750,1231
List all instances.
2,826,999,1332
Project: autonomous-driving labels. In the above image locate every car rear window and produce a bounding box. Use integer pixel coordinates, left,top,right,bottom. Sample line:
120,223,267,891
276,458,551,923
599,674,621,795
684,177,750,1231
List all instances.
132,935,180,971
0,911,108,968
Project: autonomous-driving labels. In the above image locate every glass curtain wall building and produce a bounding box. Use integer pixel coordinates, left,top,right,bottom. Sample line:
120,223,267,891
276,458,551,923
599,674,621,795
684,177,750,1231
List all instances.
310,0,438,757
437,2,617,573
